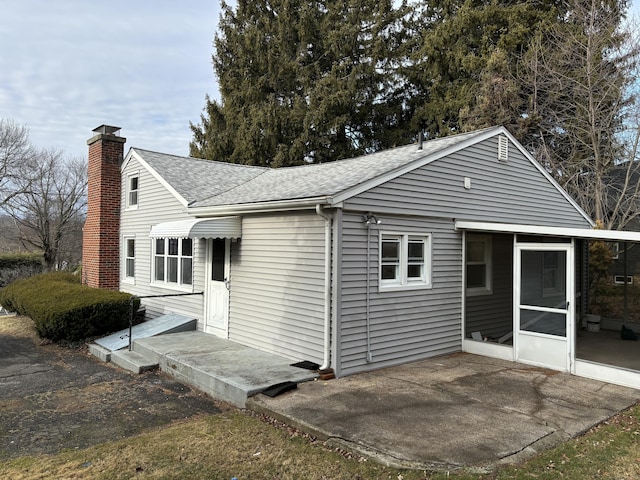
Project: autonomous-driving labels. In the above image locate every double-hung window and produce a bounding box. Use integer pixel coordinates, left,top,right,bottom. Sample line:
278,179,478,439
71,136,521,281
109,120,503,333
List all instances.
380,233,431,290
126,174,139,209
465,234,492,296
153,237,193,287
123,236,135,283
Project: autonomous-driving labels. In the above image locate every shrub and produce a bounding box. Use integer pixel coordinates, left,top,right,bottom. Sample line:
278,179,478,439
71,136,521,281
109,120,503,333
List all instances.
0,272,139,342
0,252,43,287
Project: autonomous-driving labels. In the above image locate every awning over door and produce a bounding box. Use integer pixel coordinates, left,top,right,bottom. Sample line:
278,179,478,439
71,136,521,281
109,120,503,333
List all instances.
149,217,241,239
455,221,640,243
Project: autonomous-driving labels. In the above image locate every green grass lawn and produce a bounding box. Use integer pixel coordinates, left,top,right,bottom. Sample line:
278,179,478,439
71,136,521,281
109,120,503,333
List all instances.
1,403,639,479
1,315,639,479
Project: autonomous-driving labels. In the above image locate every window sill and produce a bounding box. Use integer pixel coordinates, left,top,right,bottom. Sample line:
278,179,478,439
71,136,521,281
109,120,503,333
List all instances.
149,282,194,293
124,205,139,211
379,282,432,293
466,288,493,297
122,277,135,286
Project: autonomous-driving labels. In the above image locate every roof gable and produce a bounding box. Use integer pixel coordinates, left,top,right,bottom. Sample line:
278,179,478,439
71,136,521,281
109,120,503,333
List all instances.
189,128,493,209
124,148,267,206
125,127,591,226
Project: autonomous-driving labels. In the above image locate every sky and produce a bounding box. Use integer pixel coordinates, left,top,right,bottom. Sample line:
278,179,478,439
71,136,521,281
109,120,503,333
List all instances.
1,1,639,160
1,1,221,159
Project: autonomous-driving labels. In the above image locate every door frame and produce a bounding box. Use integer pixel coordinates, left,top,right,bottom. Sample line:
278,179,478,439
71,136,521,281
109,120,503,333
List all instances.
204,238,230,337
514,241,575,372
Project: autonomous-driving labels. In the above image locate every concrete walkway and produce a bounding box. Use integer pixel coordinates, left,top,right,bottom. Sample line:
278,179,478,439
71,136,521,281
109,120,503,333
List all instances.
248,353,640,472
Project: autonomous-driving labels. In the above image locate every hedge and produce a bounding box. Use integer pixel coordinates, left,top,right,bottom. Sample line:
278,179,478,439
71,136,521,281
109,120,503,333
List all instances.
0,252,43,287
0,252,43,270
0,272,139,342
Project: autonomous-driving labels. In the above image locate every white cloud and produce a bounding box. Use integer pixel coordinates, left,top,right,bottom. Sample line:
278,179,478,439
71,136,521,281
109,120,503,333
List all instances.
0,0,221,158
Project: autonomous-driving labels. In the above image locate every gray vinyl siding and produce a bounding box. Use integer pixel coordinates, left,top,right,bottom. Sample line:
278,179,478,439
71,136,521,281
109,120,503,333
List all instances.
338,213,463,376
465,234,513,340
345,136,591,229
120,157,205,326
229,213,326,364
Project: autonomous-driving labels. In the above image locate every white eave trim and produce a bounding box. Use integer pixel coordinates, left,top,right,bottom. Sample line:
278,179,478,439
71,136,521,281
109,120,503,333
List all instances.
124,148,189,207
149,217,241,239
455,221,640,242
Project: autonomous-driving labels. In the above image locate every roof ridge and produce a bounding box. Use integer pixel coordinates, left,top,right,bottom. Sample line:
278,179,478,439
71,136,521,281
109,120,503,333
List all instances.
131,147,269,172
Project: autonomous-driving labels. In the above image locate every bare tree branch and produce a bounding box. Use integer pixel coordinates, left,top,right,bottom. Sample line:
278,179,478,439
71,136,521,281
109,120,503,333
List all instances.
4,150,87,270
521,0,640,230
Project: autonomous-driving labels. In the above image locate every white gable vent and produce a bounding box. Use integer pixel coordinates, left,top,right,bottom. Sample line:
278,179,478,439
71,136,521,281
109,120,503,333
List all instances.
498,135,509,162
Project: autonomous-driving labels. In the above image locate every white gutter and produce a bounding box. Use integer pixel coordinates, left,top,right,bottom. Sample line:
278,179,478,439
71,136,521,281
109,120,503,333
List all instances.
188,196,334,216
315,204,332,371
455,220,640,242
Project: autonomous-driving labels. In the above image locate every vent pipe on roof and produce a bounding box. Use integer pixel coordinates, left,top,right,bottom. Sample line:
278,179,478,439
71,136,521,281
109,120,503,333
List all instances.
418,131,424,150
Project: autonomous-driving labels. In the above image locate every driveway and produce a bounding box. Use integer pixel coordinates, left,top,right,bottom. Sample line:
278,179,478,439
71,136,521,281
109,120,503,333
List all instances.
0,323,223,459
249,353,640,471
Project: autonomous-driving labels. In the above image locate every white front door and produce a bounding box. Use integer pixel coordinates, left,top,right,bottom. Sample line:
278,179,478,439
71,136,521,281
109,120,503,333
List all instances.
515,243,574,371
205,238,230,337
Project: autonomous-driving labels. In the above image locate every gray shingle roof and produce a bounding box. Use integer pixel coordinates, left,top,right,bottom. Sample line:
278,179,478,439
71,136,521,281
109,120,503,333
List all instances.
132,149,267,205
134,128,495,208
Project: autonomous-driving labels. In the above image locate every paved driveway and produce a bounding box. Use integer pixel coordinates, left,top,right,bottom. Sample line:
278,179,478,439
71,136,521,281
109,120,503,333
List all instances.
249,353,640,471
0,330,222,459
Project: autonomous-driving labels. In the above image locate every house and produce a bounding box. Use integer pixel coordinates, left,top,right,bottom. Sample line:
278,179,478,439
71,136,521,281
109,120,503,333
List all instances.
82,125,640,387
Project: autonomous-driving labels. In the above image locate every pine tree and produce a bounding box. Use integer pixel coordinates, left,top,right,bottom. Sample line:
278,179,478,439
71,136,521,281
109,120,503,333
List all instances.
410,0,562,138
190,0,411,166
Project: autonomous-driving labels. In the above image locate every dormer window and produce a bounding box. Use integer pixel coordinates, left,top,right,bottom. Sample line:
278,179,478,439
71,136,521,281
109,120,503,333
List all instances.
126,173,139,209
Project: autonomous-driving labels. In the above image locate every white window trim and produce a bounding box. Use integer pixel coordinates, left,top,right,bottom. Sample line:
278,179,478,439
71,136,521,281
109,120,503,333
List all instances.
378,231,432,292
611,242,620,260
614,275,633,285
122,235,136,285
125,171,140,210
466,234,492,297
150,237,194,292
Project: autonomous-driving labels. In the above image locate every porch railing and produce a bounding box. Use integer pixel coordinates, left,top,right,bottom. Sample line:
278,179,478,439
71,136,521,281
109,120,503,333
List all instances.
127,292,204,351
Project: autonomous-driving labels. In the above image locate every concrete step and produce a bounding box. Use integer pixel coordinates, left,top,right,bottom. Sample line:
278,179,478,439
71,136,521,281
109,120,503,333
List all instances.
161,357,250,407
111,349,159,374
131,332,319,408
89,343,112,362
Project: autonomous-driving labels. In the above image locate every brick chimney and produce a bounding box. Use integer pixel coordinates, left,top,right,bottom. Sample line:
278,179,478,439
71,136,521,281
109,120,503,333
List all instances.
82,125,126,290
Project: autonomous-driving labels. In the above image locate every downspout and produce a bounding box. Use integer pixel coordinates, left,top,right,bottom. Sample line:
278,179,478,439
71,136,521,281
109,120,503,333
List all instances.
315,204,332,370
366,221,372,363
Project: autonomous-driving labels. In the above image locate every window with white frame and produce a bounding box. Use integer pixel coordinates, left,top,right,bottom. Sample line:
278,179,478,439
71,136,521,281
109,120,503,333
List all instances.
465,235,492,296
153,237,193,287
380,233,431,290
126,174,139,209
124,237,135,280
611,242,620,260
614,275,633,285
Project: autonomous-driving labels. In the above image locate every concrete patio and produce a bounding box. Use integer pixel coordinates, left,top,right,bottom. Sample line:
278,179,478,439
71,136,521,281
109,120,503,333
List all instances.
96,331,640,471
248,353,640,471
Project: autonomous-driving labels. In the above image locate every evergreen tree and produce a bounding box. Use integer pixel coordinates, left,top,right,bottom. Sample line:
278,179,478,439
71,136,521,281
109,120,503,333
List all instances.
410,0,562,138
190,0,411,166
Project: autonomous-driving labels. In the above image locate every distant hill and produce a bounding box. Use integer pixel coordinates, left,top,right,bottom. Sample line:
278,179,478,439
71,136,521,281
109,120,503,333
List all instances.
0,215,28,252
